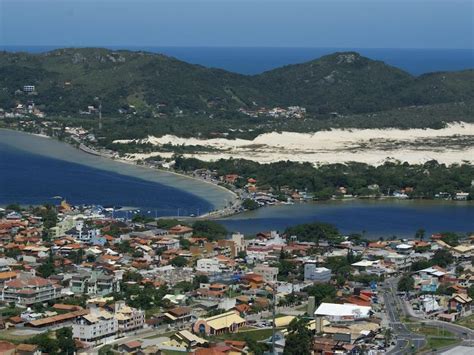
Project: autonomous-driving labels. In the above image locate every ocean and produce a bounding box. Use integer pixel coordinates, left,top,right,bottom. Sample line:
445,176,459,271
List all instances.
1,46,472,75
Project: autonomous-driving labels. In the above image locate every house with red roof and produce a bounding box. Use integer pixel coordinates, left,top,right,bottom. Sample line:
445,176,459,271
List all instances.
0,272,62,306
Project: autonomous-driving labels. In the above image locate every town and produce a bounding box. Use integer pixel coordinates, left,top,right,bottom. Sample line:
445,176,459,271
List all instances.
0,203,472,354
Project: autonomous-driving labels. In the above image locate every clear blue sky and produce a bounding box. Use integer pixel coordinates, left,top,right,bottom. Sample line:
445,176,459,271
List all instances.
1,0,472,49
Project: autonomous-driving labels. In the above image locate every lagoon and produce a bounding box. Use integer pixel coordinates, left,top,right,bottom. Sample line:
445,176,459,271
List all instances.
218,200,474,238
0,129,234,214
1,129,473,237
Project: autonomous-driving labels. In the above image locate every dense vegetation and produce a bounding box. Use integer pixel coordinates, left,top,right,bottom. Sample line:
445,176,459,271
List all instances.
174,157,474,199
1,48,473,141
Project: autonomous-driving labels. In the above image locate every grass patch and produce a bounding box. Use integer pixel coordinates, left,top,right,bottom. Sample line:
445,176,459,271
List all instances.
408,324,461,351
407,324,453,337
0,329,37,344
424,336,460,351
212,327,283,342
455,314,474,330
145,306,163,318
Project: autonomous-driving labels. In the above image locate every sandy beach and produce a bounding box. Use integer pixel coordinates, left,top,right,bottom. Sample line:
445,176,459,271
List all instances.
115,122,474,165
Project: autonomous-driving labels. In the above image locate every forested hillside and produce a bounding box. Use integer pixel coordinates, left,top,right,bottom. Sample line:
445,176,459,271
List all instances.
1,48,473,120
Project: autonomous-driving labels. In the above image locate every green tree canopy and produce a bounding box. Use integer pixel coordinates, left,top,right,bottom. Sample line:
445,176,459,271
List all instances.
192,220,228,240
283,318,313,355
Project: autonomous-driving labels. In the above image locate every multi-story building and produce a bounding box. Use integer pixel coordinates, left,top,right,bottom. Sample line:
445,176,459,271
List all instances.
73,306,118,344
23,85,35,93
114,301,145,335
304,263,332,283
70,270,120,296
0,272,62,306
253,265,279,282
65,220,101,242
196,258,221,273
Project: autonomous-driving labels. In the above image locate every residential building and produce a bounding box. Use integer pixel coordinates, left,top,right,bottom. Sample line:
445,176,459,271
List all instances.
73,306,118,344
114,301,145,334
304,263,332,283
193,310,246,335
196,258,221,273
23,85,35,93
0,272,62,306
70,270,120,296
253,265,279,282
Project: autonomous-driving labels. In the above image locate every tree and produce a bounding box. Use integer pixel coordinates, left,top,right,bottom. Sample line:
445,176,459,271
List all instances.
242,199,259,210
237,250,247,259
440,232,460,247
384,328,392,347
192,220,227,240
468,285,474,299
5,203,21,212
37,252,55,277
305,284,336,304
29,332,59,354
397,275,415,292
246,337,269,355
170,256,188,267
180,237,191,250
98,345,114,355
56,327,76,355
193,274,209,289
415,228,425,241
432,249,454,268
285,222,340,244
283,318,312,355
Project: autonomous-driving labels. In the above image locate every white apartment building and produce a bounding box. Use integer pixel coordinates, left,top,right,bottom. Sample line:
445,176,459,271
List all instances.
196,258,221,273
73,306,118,344
304,263,331,283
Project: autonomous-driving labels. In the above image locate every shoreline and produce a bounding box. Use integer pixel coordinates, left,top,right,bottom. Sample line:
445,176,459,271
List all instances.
2,127,473,221
0,128,238,216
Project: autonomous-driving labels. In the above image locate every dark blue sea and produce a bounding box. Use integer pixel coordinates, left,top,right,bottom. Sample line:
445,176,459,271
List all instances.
1,46,472,75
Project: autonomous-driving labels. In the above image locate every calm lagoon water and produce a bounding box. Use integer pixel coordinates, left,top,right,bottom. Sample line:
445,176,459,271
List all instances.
1,129,473,237
0,129,234,215
217,200,474,238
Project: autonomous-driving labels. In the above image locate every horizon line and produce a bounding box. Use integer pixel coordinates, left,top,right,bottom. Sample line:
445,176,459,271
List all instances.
1,45,473,51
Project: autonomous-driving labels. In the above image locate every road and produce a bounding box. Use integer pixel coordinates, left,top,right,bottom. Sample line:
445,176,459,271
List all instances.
383,281,426,354
384,277,474,354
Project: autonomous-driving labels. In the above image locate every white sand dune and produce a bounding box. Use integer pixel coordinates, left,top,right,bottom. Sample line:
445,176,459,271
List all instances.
115,122,474,166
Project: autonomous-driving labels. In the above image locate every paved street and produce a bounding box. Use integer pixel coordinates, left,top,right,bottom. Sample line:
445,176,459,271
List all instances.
383,282,426,354
384,277,474,354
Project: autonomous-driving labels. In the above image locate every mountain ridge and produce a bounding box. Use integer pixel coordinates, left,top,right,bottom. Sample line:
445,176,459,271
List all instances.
0,47,472,119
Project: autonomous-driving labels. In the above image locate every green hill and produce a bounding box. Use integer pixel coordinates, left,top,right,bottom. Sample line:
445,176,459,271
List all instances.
0,48,472,125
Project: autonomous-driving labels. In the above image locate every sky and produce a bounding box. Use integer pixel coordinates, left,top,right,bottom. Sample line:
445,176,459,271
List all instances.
0,0,473,49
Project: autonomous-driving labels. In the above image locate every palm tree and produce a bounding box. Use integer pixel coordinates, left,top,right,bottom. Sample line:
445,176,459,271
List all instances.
415,228,425,241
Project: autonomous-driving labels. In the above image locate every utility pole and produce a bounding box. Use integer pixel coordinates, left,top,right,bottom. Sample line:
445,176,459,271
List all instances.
272,283,277,355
